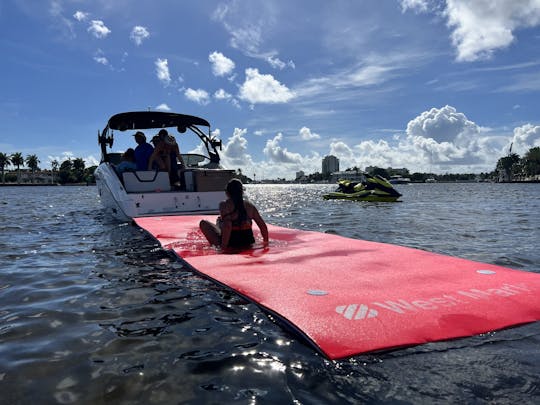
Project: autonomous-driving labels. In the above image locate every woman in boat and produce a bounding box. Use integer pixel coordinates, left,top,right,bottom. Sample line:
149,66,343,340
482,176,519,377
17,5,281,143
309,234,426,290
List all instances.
148,130,186,188
115,148,137,175
200,178,269,250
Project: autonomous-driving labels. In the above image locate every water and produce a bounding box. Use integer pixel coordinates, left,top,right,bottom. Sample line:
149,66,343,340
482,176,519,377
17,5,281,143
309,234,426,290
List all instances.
0,183,539,404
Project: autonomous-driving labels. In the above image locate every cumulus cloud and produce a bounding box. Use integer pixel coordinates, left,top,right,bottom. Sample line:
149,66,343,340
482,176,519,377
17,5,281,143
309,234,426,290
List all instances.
220,128,255,167
73,11,89,21
93,49,109,66
155,58,171,85
238,68,294,104
263,133,303,164
130,26,150,46
510,124,540,155
88,20,111,39
299,127,321,140
399,1,540,61
209,51,235,76
406,105,479,145
155,103,171,111
445,0,540,62
184,88,210,105
317,105,514,175
214,89,232,100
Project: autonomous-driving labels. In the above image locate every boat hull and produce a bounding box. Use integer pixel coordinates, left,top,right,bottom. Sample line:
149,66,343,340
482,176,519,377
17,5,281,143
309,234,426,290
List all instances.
95,164,225,221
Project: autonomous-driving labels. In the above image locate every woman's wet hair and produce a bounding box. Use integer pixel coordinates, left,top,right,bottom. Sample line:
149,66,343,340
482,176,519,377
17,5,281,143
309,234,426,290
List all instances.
226,179,247,221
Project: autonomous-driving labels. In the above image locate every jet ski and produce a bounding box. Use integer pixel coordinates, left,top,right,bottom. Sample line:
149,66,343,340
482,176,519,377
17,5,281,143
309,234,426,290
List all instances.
323,174,402,202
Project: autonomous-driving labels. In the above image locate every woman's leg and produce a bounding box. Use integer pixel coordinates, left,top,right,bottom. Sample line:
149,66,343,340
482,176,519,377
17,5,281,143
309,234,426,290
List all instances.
199,220,221,246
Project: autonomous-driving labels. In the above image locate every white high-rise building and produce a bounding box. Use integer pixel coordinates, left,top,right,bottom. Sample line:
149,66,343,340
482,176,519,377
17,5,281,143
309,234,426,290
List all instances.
322,155,339,175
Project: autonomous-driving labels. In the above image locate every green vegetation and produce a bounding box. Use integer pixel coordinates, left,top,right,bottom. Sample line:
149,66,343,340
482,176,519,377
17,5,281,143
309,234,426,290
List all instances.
1,146,539,185
0,152,96,185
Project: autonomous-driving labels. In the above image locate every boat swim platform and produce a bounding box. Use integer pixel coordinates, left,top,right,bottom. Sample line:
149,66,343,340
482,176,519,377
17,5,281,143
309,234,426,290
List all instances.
134,215,540,360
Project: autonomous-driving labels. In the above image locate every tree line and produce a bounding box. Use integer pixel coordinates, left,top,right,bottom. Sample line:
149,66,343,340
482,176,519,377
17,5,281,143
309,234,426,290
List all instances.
494,146,540,182
0,152,96,184
1,146,539,184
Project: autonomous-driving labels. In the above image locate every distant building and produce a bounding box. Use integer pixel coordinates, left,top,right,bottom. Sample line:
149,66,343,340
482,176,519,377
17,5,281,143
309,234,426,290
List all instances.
295,170,308,182
322,155,339,175
330,170,365,183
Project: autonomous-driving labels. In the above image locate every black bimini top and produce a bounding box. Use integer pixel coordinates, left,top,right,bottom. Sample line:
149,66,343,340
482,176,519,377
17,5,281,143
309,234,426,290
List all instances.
106,111,210,131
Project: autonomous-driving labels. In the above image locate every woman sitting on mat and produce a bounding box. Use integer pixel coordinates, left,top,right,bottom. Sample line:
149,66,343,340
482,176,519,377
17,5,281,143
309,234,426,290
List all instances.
200,178,269,250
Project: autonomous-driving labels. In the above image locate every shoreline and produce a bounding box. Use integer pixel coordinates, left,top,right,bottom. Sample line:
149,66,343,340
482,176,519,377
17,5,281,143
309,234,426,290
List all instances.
0,183,96,187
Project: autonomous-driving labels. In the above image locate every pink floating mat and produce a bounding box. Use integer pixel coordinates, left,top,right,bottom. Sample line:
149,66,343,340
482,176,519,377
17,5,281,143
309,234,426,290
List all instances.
134,215,540,359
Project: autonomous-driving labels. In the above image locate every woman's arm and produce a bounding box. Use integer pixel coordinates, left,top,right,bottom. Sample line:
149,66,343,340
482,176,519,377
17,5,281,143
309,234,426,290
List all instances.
247,203,269,245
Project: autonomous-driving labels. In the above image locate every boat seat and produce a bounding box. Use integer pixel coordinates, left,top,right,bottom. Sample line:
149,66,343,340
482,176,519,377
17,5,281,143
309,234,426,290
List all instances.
122,171,171,193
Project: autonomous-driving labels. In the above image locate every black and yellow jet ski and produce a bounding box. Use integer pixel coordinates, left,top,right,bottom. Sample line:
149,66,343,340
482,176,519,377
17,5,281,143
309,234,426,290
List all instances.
323,174,402,202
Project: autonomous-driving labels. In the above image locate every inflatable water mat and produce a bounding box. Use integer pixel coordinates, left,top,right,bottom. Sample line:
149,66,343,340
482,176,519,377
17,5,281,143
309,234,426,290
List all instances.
135,215,540,359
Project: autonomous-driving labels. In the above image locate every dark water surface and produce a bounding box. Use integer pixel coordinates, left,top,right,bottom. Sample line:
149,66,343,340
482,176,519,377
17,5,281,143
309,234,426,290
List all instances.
0,183,539,404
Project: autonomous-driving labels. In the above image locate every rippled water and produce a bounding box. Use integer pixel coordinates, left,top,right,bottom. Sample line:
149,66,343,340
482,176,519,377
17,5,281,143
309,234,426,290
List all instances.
1,183,539,404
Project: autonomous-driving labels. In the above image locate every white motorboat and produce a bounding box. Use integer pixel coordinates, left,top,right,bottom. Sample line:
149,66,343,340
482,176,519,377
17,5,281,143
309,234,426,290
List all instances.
95,111,235,221
389,175,411,184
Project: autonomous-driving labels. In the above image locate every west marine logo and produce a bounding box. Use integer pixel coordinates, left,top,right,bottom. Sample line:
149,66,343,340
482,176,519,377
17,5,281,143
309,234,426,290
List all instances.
336,304,378,320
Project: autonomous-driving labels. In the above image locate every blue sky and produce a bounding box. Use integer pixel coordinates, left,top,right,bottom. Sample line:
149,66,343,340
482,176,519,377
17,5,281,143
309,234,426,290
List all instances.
1,0,540,179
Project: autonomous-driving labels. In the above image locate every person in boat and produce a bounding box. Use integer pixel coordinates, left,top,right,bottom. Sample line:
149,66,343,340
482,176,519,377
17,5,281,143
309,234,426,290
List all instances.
148,130,186,187
199,178,269,250
158,129,185,188
148,135,170,171
133,131,154,171
115,148,137,174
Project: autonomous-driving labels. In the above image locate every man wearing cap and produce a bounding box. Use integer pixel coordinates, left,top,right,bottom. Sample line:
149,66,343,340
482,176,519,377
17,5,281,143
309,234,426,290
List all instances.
133,131,154,171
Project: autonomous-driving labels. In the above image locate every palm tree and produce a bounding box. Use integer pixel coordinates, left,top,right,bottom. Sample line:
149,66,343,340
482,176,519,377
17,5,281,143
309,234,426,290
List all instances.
51,159,59,184
25,154,40,183
10,152,24,184
73,158,86,182
0,152,10,184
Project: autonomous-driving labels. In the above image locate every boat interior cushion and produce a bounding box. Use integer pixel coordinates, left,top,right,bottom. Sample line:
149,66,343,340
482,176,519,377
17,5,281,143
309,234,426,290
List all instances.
122,171,171,193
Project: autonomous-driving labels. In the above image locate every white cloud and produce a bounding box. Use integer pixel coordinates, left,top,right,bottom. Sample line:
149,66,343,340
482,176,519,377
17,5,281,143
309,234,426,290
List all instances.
212,2,294,70
348,65,393,86
214,89,240,108
406,105,479,144
299,127,321,140
399,0,430,13
403,105,504,171
48,1,75,39
73,11,88,21
130,26,150,46
220,128,255,167
155,103,171,111
184,88,210,105
208,51,235,76
266,55,295,70
510,124,540,155
318,105,514,175
445,0,540,62
238,68,294,104
88,20,111,39
263,133,303,164
93,49,109,66
155,58,171,85
214,89,232,100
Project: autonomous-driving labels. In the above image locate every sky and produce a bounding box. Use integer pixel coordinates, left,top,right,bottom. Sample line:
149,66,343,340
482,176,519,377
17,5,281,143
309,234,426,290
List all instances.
1,0,540,179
